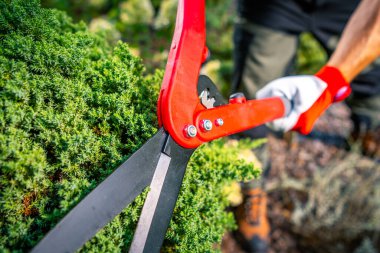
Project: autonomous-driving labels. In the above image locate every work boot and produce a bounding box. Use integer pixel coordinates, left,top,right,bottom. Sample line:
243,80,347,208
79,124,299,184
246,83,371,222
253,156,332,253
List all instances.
351,128,380,160
350,114,380,161
234,182,270,253
361,128,380,159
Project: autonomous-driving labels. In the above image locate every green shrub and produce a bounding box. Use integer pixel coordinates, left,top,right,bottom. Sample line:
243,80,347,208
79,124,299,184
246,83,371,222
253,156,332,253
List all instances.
296,33,327,75
0,1,259,252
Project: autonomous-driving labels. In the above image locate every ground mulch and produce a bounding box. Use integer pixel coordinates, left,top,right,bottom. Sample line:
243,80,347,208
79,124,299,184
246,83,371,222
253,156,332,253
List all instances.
222,103,379,253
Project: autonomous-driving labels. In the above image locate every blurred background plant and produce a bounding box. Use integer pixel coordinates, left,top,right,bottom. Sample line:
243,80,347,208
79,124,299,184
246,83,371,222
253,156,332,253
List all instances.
41,0,327,96
266,152,380,253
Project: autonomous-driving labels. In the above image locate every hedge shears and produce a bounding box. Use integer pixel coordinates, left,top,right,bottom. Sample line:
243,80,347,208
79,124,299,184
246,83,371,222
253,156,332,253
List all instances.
32,1,289,252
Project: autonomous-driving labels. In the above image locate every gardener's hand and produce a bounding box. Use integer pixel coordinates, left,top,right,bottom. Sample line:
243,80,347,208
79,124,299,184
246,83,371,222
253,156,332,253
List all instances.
255,0,380,135
256,66,351,134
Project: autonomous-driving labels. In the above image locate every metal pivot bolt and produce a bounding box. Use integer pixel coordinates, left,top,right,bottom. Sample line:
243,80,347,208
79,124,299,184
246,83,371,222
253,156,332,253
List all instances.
215,118,224,126
200,119,213,131
184,125,197,138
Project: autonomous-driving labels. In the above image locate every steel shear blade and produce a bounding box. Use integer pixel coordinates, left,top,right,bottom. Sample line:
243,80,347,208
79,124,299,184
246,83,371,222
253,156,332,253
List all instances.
32,129,194,253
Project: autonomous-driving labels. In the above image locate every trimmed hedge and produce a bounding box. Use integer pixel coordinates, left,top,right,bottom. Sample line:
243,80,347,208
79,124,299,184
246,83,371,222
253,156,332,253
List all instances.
0,1,259,252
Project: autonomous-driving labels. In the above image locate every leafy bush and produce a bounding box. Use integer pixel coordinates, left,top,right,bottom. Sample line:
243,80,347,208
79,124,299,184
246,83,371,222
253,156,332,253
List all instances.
0,1,259,252
296,33,327,75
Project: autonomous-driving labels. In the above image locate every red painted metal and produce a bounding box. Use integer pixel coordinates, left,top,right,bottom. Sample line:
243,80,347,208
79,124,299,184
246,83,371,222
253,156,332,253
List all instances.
229,96,247,104
195,97,285,141
157,0,286,148
157,0,206,148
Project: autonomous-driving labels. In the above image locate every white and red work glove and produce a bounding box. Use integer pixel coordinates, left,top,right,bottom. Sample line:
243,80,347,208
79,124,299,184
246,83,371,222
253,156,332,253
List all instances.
256,66,351,134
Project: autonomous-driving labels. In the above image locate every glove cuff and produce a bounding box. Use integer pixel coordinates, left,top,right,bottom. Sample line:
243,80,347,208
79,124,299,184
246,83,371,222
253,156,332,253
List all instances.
315,66,351,102
291,66,350,134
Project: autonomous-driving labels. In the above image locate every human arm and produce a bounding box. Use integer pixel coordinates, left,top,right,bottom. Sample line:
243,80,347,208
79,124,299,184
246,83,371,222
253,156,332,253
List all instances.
328,0,380,82
256,0,380,134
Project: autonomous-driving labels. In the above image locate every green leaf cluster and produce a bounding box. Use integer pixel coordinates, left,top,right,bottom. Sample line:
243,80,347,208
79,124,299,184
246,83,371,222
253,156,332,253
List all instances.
0,1,259,252
296,33,327,75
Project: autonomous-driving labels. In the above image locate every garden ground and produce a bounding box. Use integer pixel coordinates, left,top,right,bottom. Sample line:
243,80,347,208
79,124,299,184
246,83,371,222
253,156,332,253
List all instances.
222,103,380,253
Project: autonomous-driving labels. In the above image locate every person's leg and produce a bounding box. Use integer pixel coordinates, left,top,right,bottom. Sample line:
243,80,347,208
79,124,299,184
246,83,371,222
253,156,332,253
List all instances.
348,93,380,159
312,0,380,159
234,181,270,253
232,9,301,253
232,20,298,99
232,19,299,141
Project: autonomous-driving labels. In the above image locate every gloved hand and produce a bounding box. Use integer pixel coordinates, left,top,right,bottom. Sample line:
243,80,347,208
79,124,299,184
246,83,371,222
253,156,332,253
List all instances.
256,66,351,134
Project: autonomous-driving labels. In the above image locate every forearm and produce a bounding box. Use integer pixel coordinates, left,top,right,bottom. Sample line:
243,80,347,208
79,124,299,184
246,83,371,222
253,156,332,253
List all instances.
327,0,380,82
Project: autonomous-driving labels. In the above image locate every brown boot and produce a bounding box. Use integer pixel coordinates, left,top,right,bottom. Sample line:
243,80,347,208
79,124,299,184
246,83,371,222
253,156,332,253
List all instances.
351,114,380,161
234,183,270,253
361,128,380,159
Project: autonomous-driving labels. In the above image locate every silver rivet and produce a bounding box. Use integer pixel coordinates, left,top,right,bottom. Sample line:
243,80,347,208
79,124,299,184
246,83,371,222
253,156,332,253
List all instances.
185,125,197,138
215,118,224,126
201,119,213,131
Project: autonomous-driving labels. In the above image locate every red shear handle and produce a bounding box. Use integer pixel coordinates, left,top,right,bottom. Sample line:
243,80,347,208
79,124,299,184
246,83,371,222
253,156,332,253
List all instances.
195,97,288,142
158,0,207,148
157,0,287,148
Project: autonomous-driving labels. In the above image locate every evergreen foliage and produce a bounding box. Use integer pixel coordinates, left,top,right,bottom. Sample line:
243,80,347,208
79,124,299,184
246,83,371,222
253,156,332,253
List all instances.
0,1,259,251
